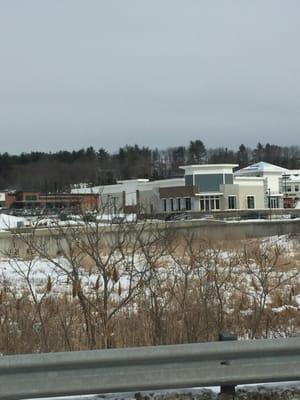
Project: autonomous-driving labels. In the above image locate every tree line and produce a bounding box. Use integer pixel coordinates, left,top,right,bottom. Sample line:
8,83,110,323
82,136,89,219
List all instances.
0,141,300,191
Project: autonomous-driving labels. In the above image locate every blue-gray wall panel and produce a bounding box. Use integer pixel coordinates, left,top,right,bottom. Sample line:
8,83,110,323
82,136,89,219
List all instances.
185,175,194,186
225,174,233,184
194,174,221,191
193,174,233,192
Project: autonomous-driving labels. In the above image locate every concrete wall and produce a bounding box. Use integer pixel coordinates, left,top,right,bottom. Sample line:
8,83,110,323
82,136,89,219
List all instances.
99,191,124,213
220,184,239,209
234,170,282,195
219,180,266,211
1,220,299,257
238,184,265,210
266,173,281,193
139,188,160,214
165,219,300,241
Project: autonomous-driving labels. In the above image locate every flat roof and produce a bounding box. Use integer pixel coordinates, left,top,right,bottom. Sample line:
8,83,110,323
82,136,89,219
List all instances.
195,192,223,196
116,179,149,183
234,176,265,180
179,164,238,169
179,164,238,174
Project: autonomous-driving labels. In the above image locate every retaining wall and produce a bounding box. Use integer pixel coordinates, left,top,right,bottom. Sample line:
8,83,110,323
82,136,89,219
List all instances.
0,220,299,257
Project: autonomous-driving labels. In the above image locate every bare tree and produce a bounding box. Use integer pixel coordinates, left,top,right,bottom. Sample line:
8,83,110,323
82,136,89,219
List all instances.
236,239,299,338
5,208,163,349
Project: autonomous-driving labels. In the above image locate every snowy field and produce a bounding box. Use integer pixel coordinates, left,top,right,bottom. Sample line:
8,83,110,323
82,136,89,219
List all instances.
1,233,300,399
0,212,300,232
0,213,137,231
0,234,299,318
0,213,27,230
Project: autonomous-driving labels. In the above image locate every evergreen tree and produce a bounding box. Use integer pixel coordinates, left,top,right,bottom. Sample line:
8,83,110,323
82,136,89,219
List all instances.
237,144,249,167
187,140,206,163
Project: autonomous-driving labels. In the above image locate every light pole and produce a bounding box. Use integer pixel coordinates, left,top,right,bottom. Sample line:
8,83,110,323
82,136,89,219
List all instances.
267,188,272,220
282,173,288,208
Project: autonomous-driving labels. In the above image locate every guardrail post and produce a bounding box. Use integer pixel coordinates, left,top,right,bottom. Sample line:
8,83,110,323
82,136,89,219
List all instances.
219,332,237,397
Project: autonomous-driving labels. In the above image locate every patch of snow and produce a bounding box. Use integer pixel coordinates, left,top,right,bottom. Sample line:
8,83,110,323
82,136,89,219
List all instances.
96,213,137,223
295,294,300,307
0,214,26,230
272,305,299,313
31,381,300,400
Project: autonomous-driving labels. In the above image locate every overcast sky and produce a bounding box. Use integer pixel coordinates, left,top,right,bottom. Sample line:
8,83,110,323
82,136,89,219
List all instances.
1,1,300,154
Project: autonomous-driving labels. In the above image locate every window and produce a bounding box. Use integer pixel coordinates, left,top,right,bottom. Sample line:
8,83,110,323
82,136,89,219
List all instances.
170,198,174,211
228,196,236,209
247,196,255,209
205,198,210,210
287,186,292,192
268,197,279,209
25,195,37,201
185,197,191,210
177,198,181,211
163,199,167,212
295,185,299,192
200,198,205,211
199,195,220,211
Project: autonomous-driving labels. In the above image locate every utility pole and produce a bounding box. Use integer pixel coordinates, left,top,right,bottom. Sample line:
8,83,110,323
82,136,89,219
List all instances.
267,188,272,220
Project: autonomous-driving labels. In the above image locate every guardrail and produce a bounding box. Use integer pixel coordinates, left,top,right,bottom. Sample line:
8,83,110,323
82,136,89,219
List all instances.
0,337,300,400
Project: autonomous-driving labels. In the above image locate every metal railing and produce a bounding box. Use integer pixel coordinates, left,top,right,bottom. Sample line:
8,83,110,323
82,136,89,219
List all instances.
0,337,299,400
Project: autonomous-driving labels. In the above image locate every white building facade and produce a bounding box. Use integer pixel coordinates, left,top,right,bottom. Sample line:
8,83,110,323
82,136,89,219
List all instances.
234,161,300,209
159,164,267,213
280,170,300,208
72,163,288,215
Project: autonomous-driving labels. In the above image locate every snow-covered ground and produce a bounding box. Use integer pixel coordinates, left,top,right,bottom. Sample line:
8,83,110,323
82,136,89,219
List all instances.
1,211,300,232
1,234,299,400
31,382,300,400
0,234,299,317
0,212,138,231
0,213,26,230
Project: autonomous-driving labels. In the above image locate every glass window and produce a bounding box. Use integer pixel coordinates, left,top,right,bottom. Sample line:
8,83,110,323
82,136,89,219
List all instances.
200,197,205,210
177,198,181,210
205,198,210,210
215,197,220,210
268,197,279,209
295,185,299,192
25,195,37,201
163,199,167,212
185,197,191,210
247,196,255,209
170,198,174,211
228,196,236,209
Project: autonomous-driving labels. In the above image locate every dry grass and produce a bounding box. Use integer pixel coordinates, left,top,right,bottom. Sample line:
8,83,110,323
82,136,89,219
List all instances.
1,234,300,355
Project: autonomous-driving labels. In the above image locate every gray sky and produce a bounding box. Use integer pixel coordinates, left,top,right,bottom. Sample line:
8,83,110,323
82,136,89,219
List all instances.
1,1,300,153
